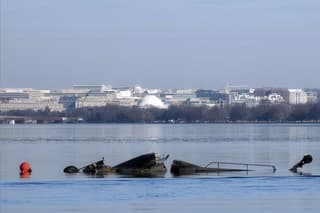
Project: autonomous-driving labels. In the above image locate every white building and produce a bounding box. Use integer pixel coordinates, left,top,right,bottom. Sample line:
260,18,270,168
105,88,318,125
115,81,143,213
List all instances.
267,93,284,104
73,84,111,93
0,88,64,112
288,89,308,104
115,90,132,99
306,91,318,103
138,95,167,109
75,95,110,108
160,89,196,105
231,93,260,107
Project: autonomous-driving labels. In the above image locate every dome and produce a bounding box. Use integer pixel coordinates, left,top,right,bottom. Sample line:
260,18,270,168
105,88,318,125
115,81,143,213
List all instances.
134,85,144,93
138,95,166,109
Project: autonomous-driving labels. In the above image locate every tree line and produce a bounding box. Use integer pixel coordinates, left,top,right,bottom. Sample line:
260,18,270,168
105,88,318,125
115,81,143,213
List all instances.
2,103,320,123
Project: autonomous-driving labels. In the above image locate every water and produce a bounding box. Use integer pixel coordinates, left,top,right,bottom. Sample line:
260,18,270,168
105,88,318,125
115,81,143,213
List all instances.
1,124,320,212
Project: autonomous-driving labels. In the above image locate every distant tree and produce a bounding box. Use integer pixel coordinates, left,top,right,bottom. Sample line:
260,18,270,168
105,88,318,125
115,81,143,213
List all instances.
288,104,310,121
3,103,320,123
207,106,227,122
307,104,320,120
182,105,206,122
147,108,165,121
260,104,290,121
229,105,249,121
163,105,182,121
247,105,267,121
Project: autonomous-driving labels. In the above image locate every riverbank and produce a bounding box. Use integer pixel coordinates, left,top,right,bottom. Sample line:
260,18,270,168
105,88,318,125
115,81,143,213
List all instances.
1,103,320,124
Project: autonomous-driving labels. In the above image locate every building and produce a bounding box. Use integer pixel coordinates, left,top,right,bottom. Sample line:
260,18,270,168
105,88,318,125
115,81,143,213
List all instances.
184,97,216,107
267,93,284,104
225,85,252,94
288,89,308,105
138,95,167,109
305,91,318,104
196,90,230,106
231,93,260,107
0,89,29,102
108,98,137,107
160,89,196,105
72,84,111,92
0,88,64,112
254,88,289,104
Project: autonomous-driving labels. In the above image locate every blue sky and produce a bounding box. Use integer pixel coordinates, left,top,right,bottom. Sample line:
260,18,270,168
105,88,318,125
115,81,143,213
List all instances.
1,0,319,89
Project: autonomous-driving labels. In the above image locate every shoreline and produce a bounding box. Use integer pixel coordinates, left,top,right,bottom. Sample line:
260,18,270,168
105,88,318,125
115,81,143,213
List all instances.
1,120,320,125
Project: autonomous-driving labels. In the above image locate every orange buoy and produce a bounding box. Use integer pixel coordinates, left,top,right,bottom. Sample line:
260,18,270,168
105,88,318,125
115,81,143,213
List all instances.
20,162,32,176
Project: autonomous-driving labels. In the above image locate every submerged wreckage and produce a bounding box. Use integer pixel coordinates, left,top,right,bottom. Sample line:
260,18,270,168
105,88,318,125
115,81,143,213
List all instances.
64,153,169,177
64,153,313,177
170,160,276,176
64,153,277,177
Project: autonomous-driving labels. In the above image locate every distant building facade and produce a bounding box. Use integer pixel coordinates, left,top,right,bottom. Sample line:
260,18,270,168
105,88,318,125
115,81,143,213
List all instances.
0,88,64,112
161,89,196,105
0,85,318,112
288,89,308,105
196,90,230,106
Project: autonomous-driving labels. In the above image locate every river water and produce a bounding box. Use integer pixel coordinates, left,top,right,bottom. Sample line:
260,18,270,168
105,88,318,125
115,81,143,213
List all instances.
1,124,320,212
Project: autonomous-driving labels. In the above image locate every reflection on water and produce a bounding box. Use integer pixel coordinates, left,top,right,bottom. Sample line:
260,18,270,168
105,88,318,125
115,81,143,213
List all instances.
1,123,320,143
1,124,320,212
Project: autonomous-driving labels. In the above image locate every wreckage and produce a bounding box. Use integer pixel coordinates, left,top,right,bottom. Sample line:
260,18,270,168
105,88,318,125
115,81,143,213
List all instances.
64,153,313,177
170,154,313,176
64,153,169,177
170,160,276,176
289,153,313,175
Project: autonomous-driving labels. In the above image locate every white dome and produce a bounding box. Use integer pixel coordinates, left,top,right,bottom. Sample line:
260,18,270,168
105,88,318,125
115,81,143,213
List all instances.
138,95,166,109
134,85,144,93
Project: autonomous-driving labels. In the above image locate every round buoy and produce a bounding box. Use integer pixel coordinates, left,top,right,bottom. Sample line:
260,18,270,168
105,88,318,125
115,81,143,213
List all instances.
20,162,32,175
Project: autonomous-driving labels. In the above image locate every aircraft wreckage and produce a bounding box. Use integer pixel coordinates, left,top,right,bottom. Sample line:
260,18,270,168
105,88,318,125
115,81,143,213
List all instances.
64,153,313,177
64,153,169,177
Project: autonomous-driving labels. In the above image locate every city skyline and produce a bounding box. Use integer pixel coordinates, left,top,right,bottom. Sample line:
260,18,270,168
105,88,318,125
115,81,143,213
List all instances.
1,0,320,89
1,84,319,124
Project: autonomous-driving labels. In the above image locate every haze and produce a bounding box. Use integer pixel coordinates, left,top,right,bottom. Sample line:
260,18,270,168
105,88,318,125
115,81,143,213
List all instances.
1,0,319,89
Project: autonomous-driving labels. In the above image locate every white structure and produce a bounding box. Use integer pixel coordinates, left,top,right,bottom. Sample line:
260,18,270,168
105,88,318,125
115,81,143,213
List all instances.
138,95,166,109
288,89,308,104
231,93,260,107
0,99,64,112
115,90,132,99
0,88,64,112
225,85,252,94
73,84,111,92
267,93,284,104
109,98,137,107
160,89,196,105
145,89,161,95
185,98,216,107
75,95,109,108
133,85,144,94
306,91,318,103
